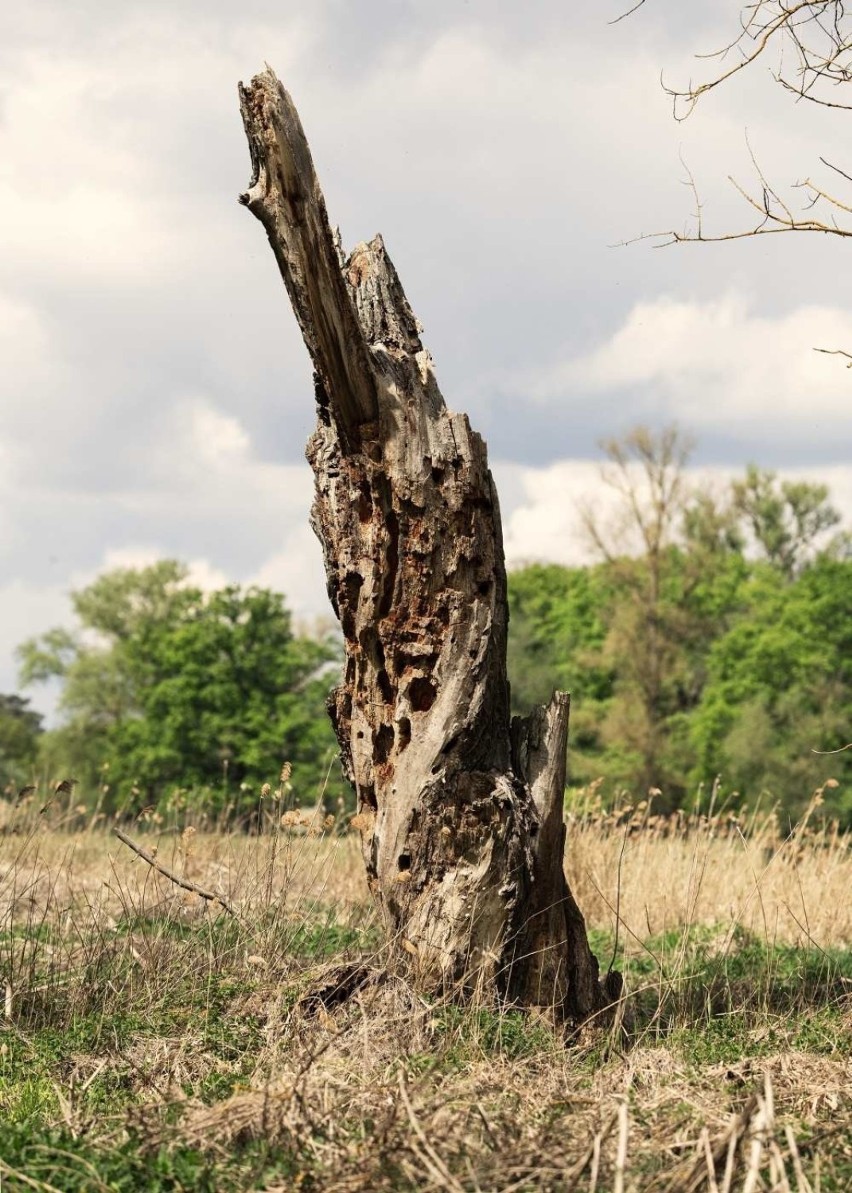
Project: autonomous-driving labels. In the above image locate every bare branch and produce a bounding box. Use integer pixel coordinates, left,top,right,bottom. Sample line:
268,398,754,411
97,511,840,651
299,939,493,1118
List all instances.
113,826,239,917
619,139,852,247
610,0,648,25
777,74,852,106
663,3,852,119
626,3,852,247
820,154,852,184
801,176,852,213
664,3,824,120
814,347,852,364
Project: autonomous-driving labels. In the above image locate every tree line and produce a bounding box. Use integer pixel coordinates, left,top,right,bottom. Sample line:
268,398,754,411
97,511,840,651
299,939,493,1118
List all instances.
509,427,851,823
1,560,344,819
1,429,849,824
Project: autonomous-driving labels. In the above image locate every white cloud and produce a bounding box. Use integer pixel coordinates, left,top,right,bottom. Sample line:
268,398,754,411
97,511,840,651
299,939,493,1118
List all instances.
522,293,852,444
184,398,252,468
496,460,605,568
0,20,311,285
497,457,852,570
0,292,61,429
0,440,15,545
0,291,49,363
246,525,330,627
94,547,231,594
2,0,852,710
0,578,72,716
0,55,174,284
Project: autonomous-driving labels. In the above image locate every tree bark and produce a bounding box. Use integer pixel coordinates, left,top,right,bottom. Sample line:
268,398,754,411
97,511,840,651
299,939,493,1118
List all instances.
238,68,613,1023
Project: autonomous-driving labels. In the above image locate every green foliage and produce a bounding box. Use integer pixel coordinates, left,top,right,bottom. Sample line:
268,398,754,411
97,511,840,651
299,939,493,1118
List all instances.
690,558,852,818
0,693,43,790
18,562,343,811
0,1124,295,1192
11,435,851,824
733,465,843,577
116,585,339,803
508,563,611,708
508,563,614,785
507,432,851,820
632,927,852,1057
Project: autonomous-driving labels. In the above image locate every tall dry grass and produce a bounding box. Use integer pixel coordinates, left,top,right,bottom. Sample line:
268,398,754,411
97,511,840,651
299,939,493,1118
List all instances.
0,782,849,1191
4,778,849,948
567,780,852,950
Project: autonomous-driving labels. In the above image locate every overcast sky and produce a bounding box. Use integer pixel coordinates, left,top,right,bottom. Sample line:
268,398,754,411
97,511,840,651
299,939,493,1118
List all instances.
2,0,851,717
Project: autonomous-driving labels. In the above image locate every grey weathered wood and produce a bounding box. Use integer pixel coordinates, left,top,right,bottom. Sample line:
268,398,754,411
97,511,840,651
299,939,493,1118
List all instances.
238,68,612,1022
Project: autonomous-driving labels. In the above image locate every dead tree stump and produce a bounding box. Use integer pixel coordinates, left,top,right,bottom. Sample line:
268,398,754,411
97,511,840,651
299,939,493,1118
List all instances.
239,68,613,1023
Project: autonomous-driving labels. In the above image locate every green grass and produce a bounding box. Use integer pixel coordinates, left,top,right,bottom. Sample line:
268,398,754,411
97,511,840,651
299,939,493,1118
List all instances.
422,1004,558,1069
3,921,848,1125
0,1124,296,1193
592,922,852,1051
2,827,850,1192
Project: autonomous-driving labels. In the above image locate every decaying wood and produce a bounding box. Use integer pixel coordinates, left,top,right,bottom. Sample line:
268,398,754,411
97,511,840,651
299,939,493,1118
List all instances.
238,68,612,1022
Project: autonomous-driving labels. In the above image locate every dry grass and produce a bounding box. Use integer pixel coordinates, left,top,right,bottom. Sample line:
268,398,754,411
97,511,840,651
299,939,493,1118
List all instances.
0,787,850,1191
568,783,852,951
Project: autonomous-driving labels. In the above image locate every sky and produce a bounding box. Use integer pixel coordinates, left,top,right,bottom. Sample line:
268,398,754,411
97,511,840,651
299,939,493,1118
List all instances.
2,0,851,718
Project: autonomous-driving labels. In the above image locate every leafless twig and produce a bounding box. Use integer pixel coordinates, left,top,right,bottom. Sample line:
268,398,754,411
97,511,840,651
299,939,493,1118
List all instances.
663,3,852,120
112,826,239,917
814,347,852,365
620,3,852,249
620,139,852,247
610,0,648,25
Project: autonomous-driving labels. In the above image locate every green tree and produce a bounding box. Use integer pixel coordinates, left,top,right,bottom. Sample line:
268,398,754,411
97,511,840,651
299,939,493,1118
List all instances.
18,562,341,810
690,557,852,820
18,562,197,795
580,426,750,805
0,694,43,793
733,466,843,578
506,434,849,816
507,563,614,786
508,440,750,804
117,585,339,803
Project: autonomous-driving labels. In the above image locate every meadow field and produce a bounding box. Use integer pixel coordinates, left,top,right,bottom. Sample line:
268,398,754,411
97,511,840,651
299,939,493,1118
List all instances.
1,787,850,1191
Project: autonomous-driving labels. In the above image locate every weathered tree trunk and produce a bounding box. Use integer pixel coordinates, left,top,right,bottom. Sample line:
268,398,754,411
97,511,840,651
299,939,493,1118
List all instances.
239,69,613,1023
